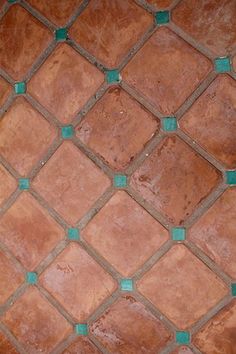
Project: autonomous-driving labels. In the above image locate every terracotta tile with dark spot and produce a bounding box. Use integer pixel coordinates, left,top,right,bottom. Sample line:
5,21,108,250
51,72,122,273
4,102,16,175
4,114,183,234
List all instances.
0,4,52,80
0,164,17,205
76,87,158,170
189,188,236,279
40,243,116,321
180,75,236,168
82,191,168,276
62,337,101,354
193,300,236,354
0,331,19,354
28,43,104,123
2,287,72,354
131,136,221,225
27,0,83,26
137,244,228,329
171,347,194,354
33,141,110,225
0,97,56,176
69,0,153,68
122,27,212,115
172,0,236,56
146,0,174,9
0,249,24,305
90,296,172,353
0,76,11,107
0,192,64,270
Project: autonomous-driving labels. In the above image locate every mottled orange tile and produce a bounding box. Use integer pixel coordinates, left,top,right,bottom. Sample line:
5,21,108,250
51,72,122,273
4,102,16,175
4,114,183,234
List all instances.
146,0,174,8
122,27,212,115
40,243,116,321
172,0,236,56
0,76,11,107
27,0,83,26
171,347,194,354
0,164,17,205
33,141,110,225
62,337,101,354
194,300,236,354
189,188,236,279
0,5,52,80
83,191,168,276
2,287,72,354
131,136,221,225
0,193,64,270
70,0,152,68
0,97,56,176
76,87,158,170
28,43,104,123
180,75,236,168
138,245,228,329
0,331,19,354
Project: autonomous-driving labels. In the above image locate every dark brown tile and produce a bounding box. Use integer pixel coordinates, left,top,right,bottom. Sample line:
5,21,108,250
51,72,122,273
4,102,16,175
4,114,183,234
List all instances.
0,164,17,206
0,76,11,107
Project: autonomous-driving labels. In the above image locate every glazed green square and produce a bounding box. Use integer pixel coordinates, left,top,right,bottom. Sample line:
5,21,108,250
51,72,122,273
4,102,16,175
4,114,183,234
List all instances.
106,70,120,84
155,11,170,25
26,272,37,284
61,125,74,139
68,228,80,241
214,57,231,73
172,228,185,241
75,324,88,336
226,171,236,185
231,283,236,296
120,279,133,291
8,0,17,3
163,117,177,131
114,175,127,188
55,28,67,41
15,82,26,94
176,331,190,344
19,178,30,190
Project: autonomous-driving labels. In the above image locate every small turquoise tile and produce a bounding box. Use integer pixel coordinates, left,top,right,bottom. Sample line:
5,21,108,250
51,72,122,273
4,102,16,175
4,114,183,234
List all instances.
15,82,26,94
114,175,127,188
106,70,120,84
155,11,170,25
8,0,17,3
26,272,37,284
120,279,133,291
61,125,74,139
176,331,190,344
226,171,236,185
214,57,231,73
19,178,30,190
172,227,185,241
231,283,236,296
68,228,80,241
55,28,67,41
75,323,88,336
163,117,177,131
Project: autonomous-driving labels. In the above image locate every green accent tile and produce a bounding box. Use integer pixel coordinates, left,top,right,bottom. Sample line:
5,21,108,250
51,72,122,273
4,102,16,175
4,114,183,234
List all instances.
26,272,37,284
114,174,127,188
155,11,170,25
231,283,236,296
214,57,231,73
163,117,177,131
8,0,17,3
68,228,80,241
75,323,88,336
19,178,30,190
61,125,74,139
14,82,26,94
226,171,236,185
120,279,133,291
172,227,186,241
106,70,120,84
176,331,190,344
55,28,67,41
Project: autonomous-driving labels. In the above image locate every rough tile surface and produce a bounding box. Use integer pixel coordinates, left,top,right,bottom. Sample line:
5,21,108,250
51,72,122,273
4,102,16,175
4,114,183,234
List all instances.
62,337,101,353
0,331,19,354
0,76,11,107
0,164,17,205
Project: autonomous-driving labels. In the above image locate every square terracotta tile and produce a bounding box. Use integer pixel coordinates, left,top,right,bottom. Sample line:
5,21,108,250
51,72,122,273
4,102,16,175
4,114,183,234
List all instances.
0,97,57,176
62,337,101,354
69,0,153,68
0,4,52,80
40,243,116,321
0,192,64,270
0,331,19,354
76,87,159,170
28,43,104,123
2,287,72,353
0,164,17,205
33,141,110,225
0,76,11,107
82,191,168,276
122,27,212,115
131,136,221,225
137,244,228,329
91,295,172,353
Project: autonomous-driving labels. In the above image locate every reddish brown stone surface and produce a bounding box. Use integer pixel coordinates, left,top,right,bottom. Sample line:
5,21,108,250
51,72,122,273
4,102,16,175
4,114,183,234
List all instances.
0,331,19,354
91,296,172,353
0,76,11,107
62,337,101,354
0,164,17,205
76,87,158,170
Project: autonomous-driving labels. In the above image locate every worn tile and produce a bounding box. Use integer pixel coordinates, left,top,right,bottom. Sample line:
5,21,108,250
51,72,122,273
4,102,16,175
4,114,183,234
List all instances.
171,346,194,354
0,164,17,205
62,337,101,354
40,243,116,321
131,136,221,225
172,0,236,56
76,87,158,170
27,0,83,26
189,188,236,279
0,97,56,176
2,287,72,354
83,191,168,276
0,5,52,80
0,192,64,270
137,244,228,329
193,300,236,354
0,249,24,305
0,331,19,354
180,75,236,168
70,0,153,68
146,0,174,9
28,43,104,123
0,76,11,106
122,27,211,115
91,296,172,353
33,141,110,225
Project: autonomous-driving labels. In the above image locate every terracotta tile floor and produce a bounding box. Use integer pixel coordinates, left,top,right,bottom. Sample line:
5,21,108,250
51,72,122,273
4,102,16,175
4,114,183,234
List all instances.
0,1,236,353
